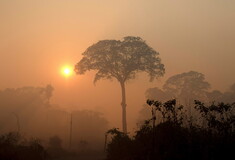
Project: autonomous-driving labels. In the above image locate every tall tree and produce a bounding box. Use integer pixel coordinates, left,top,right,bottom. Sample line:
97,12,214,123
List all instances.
74,36,165,133
163,71,210,103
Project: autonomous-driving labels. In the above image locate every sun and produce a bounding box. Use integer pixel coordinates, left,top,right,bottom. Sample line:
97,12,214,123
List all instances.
61,66,73,77
64,68,71,75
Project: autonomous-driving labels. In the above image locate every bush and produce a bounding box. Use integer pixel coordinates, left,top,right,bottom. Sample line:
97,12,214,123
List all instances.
0,132,48,160
105,100,235,160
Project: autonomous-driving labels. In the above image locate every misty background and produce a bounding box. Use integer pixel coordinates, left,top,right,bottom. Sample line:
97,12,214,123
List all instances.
1,0,235,138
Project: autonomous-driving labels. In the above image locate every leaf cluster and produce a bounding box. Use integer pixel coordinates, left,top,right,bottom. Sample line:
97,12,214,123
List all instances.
105,99,235,160
194,100,235,134
147,99,184,124
75,36,165,83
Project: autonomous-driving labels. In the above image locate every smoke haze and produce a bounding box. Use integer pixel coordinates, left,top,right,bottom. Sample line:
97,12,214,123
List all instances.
1,0,235,133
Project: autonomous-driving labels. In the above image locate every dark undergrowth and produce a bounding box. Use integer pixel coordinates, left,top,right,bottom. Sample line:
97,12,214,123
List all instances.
105,100,235,160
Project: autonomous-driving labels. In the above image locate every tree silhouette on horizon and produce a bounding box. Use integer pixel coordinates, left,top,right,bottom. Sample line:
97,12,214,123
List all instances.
74,36,165,133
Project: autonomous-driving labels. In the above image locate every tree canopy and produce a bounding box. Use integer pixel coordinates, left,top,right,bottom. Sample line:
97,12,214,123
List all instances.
75,36,165,83
163,71,210,101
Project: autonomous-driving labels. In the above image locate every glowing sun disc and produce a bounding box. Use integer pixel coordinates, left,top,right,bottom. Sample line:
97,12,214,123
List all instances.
62,66,73,77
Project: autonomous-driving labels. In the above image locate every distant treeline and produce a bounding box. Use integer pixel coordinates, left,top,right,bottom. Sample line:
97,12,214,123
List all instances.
138,71,235,125
0,85,108,152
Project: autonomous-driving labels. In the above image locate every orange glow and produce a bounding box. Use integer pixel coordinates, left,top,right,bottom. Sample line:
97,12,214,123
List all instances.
61,66,73,77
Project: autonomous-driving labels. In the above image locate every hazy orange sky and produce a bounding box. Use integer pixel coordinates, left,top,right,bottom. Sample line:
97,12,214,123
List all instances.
1,0,235,131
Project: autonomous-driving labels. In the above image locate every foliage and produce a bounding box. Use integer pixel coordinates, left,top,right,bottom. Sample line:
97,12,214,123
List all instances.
105,128,133,160
0,85,53,110
0,132,48,160
145,87,172,102
194,100,235,134
206,83,235,103
105,99,235,160
163,71,210,99
74,36,165,84
0,85,53,133
145,72,235,105
220,83,235,103
146,99,184,124
145,71,211,108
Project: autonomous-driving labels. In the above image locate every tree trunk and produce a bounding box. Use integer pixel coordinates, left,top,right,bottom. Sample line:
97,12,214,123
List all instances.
69,113,72,150
120,81,127,133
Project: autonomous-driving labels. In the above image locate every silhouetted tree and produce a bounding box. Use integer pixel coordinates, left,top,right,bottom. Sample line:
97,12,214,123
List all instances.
221,83,235,103
145,87,172,102
206,83,235,103
163,71,210,102
74,36,165,133
0,132,47,160
163,71,210,120
105,128,133,160
147,99,184,124
206,90,223,102
194,100,235,134
0,85,53,133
